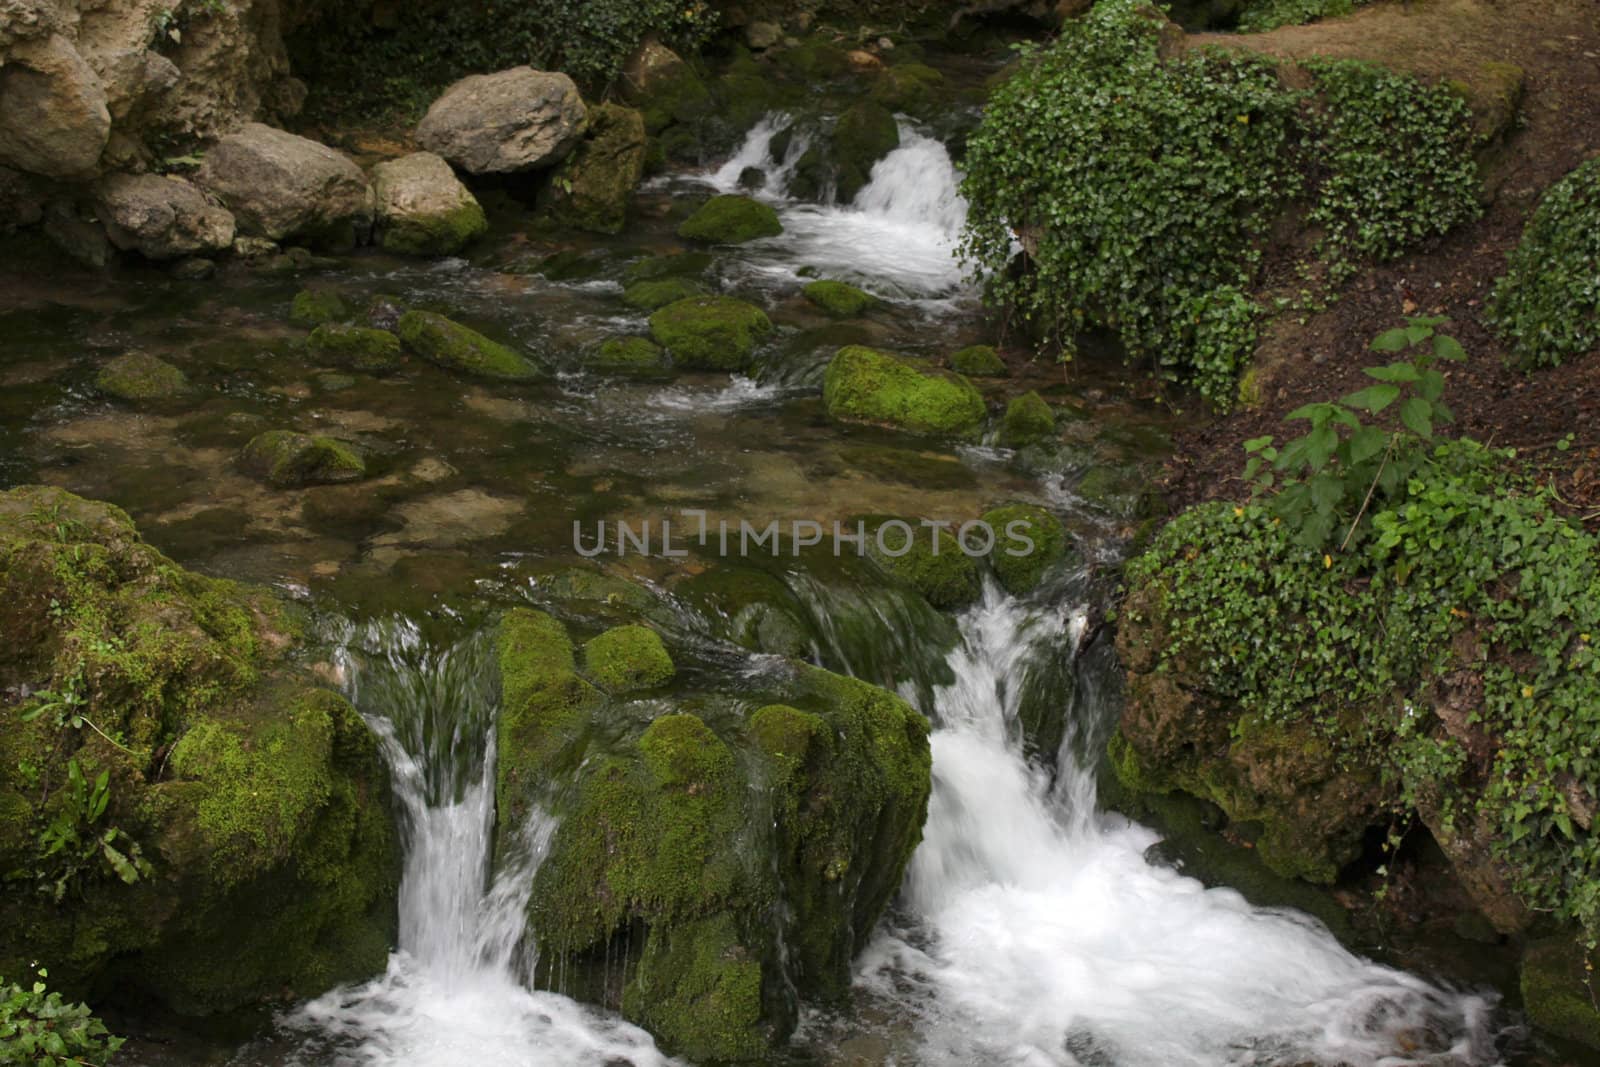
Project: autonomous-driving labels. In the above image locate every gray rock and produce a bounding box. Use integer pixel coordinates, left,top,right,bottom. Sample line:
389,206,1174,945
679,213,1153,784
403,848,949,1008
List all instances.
96,173,235,260
415,66,586,175
370,151,486,255
745,20,782,49
0,34,110,178
93,48,180,122
195,123,373,246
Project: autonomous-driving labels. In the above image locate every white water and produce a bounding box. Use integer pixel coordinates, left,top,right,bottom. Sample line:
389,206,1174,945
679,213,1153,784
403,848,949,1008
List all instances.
855,584,1503,1067
701,115,971,299
277,621,674,1067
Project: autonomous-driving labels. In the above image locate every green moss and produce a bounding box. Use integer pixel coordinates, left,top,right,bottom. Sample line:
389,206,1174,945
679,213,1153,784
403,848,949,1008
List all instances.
624,913,767,1062
94,353,189,401
832,101,900,203
803,280,880,318
623,277,703,311
307,324,403,373
677,195,783,244
396,310,547,380
860,516,981,610
581,624,675,692
495,609,603,826
240,430,366,488
1075,465,1150,519
380,200,487,257
630,57,713,134
648,296,772,371
774,38,851,82
999,390,1057,448
949,344,1006,377
626,252,713,284
822,345,986,438
586,336,670,378
546,104,647,235
289,288,351,327
981,504,1069,594
870,62,947,119
673,567,814,658
1521,937,1600,1049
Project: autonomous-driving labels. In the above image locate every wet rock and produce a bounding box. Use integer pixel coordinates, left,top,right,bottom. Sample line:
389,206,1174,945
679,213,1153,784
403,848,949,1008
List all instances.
1521,937,1600,1049
999,390,1057,448
370,151,487,256
95,173,235,260
803,279,880,318
396,310,546,380
823,346,985,438
307,323,403,373
584,336,671,378
0,164,46,231
240,429,366,487
364,294,407,331
290,287,351,326
980,503,1069,594
677,193,782,244
870,62,947,119
737,165,764,190
95,352,189,401
542,103,646,235
195,123,374,247
581,624,675,692
648,295,772,371
169,256,215,280
859,516,981,610
416,66,586,175
625,251,713,284
949,344,1007,377
40,198,111,267
622,276,702,311
832,101,899,202
620,40,711,134
0,34,110,179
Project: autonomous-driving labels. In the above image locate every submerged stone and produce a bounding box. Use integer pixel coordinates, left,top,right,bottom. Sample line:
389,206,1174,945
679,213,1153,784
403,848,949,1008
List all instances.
397,310,546,380
677,194,783,244
625,251,714,284
980,503,1069,594
581,624,675,692
308,323,403,372
95,352,188,401
999,390,1057,448
648,296,772,371
623,276,703,311
823,345,985,438
1521,937,1600,1048
860,516,981,610
240,429,367,488
950,344,1007,377
290,287,351,326
585,336,671,378
803,279,880,318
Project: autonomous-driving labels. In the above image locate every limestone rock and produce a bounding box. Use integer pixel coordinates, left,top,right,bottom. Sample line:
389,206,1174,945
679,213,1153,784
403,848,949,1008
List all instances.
370,151,486,256
416,66,586,175
195,123,373,246
0,33,110,179
96,173,235,260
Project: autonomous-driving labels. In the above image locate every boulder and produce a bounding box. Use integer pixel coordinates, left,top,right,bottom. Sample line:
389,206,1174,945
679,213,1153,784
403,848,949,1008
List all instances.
195,123,373,247
622,276,702,311
619,41,711,134
648,296,772,371
290,287,351,326
677,194,782,244
823,346,986,438
831,100,898,202
581,625,675,692
0,34,110,179
370,151,486,256
803,279,879,318
999,390,1057,448
859,516,981,610
95,173,235,260
543,104,646,235
980,504,1069,595
396,310,547,380
307,324,403,373
95,352,189,401
949,344,1007,377
416,66,587,175
240,430,366,487
94,47,180,123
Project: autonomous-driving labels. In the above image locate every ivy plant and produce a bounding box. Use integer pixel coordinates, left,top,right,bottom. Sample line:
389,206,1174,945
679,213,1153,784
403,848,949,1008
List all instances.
1489,156,1600,368
0,970,122,1066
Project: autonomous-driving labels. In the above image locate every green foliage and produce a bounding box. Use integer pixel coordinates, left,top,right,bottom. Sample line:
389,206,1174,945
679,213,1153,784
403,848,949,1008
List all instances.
959,0,1480,407
0,970,122,1066
29,759,152,904
1242,317,1467,547
1489,156,1600,368
1238,0,1360,33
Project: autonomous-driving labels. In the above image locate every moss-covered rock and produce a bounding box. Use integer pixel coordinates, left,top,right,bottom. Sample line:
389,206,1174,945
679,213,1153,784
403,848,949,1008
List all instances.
1521,937,1600,1049
0,486,396,1015
823,345,985,438
832,101,900,203
397,310,547,380
677,194,783,244
981,504,1069,594
582,625,675,692
626,251,714,284
621,40,713,134
95,353,189,401
544,104,648,235
371,151,488,256
949,344,1007,377
870,62,948,119
859,516,981,610
803,280,880,318
585,336,671,378
999,390,1057,448
648,296,772,371
289,288,350,326
240,430,366,488
307,324,403,373
623,276,703,311
673,566,815,658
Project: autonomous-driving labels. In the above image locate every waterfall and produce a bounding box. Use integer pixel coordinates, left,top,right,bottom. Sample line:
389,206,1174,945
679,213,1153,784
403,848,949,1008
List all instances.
853,583,1504,1067
276,618,674,1067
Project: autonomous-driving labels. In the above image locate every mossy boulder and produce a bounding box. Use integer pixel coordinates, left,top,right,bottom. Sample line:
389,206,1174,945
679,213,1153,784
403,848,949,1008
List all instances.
981,504,1069,595
240,430,366,488
585,336,671,378
626,251,714,284
803,280,880,318
823,345,985,438
544,104,648,235
289,288,350,326
949,344,1007,377
859,516,981,610
648,296,772,371
831,101,900,202
95,353,189,401
621,40,713,134
672,566,814,658
0,486,396,1015
307,324,403,373
999,390,1057,448
371,151,488,256
623,276,703,311
397,310,547,380
677,194,783,245
1521,937,1600,1049
870,62,948,119
496,608,931,1061
581,625,675,692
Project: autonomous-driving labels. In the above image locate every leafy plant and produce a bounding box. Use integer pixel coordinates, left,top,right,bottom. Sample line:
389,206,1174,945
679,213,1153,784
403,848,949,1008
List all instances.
1237,0,1363,32
32,759,152,904
1242,316,1467,547
0,970,123,1066
21,685,136,758
1488,156,1600,368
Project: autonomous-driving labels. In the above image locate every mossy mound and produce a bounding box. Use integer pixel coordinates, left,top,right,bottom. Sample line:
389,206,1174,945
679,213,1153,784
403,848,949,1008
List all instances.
672,566,815,658
1489,157,1600,368
497,608,931,1061
677,195,783,245
307,324,403,373
397,310,547,381
949,344,1007,377
585,336,671,378
289,288,351,327
823,345,986,438
981,504,1069,594
544,104,648,235
1521,938,1600,1048
999,390,1057,448
859,516,981,610
803,280,880,318
240,430,366,488
831,101,900,203
870,62,948,119
623,276,704,311
626,252,714,284
95,353,189,401
648,296,773,371
0,486,396,1015
581,625,675,692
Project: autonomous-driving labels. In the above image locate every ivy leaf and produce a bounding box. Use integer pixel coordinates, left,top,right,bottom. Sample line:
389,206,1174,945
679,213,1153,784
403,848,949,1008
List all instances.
1399,396,1434,438
1341,383,1401,413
